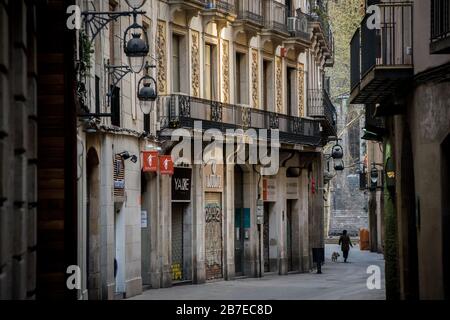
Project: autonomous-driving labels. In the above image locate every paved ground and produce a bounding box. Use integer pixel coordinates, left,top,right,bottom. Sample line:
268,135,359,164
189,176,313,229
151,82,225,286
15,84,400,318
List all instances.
130,244,385,300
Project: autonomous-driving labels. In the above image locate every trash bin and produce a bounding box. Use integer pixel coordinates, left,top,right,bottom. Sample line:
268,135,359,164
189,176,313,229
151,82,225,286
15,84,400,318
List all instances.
359,228,370,250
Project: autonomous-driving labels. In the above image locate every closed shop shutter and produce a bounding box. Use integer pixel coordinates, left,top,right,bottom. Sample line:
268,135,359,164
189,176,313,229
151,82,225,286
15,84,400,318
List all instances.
172,204,184,280
205,192,223,280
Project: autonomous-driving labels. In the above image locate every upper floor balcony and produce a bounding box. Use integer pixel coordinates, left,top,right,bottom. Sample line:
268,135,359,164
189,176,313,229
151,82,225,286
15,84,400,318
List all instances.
308,4,334,64
261,0,290,47
307,89,337,138
202,0,237,26
284,9,312,54
168,0,208,14
235,0,264,27
431,0,450,54
350,2,413,110
157,94,323,147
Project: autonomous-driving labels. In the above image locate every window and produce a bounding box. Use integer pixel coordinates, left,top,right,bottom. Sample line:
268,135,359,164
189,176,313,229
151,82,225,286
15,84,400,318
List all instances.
95,76,100,114
262,60,273,112
143,113,150,133
111,86,120,127
109,1,117,64
172,35,181,93
286,67,296,116
204,44,217,100
235,52,248,105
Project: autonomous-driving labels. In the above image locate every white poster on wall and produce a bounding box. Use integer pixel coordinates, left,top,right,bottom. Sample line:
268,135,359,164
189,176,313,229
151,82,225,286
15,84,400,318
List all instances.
141,210,148,228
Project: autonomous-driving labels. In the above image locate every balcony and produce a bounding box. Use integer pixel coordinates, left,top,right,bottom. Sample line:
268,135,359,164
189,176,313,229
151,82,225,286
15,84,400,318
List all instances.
308,5,334,65
307,89,337,138
431,0,450,54
362,104,385,142
233,0,264,37
158,95,323,146
284,10,312,55
350,2,414,107
261,0,290,47
202,0,237,26
168,0,208,15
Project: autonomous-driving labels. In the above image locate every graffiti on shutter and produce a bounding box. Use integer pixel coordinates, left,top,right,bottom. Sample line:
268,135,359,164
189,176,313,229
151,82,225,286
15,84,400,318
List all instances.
205,193,223,280
171,204,184,281
114,155,125,198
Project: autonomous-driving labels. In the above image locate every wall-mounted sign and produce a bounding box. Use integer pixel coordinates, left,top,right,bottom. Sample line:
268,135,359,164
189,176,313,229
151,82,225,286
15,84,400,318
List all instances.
159,155,174,175
263,178,276,202
172,168,191,201
204,161,223,192
286,178,299,199
142,151,159,172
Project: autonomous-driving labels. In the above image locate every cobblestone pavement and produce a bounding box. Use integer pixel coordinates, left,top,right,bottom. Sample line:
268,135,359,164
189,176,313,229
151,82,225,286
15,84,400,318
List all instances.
130,244,385,300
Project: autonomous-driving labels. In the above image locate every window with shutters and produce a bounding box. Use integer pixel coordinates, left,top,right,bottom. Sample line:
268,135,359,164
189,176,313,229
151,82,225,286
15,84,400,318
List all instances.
113,155,125,198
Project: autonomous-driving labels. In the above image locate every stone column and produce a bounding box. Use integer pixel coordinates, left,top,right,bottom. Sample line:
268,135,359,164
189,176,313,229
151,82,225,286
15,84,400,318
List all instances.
159,173,172,288
299,169,310,272
149,173,161,288
223,164,234,280
192,164,205,284
276,167,288,275
243,168,258,277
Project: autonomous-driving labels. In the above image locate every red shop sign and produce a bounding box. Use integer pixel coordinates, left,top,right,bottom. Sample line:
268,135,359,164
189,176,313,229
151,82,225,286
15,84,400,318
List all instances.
142,151,159,172
159,155,174,175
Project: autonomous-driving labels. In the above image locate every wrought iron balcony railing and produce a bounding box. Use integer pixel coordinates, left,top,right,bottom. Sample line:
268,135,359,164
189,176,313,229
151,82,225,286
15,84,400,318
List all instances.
287,10,311,41
361,2,413,76
308,5,333,51
349,2,413,105
158,95,322,146
431,0,450,53
350,28,361,91
205,0,236,13
263,0,288,34
307,89,337,136
236,0,264,26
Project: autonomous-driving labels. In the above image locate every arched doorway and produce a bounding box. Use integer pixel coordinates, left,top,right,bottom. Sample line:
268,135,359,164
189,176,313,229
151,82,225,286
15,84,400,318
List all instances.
86,148,101,299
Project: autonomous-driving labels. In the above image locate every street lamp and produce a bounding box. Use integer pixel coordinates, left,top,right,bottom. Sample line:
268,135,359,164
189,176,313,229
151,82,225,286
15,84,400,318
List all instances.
81,0,149,73
125,0,147,9
334,159,344,171
331,143,343,160
123,14,149,73
137,61,158,115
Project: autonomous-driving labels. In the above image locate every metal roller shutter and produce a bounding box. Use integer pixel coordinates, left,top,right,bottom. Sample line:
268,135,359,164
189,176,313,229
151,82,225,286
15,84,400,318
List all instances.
205,192,223,280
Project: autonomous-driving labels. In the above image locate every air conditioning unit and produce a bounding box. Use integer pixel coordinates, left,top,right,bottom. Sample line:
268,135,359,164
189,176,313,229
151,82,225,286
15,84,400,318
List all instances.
287,17,298,32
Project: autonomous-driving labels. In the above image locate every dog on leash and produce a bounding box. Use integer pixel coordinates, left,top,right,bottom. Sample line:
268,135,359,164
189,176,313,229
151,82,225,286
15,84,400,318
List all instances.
331,252,340,262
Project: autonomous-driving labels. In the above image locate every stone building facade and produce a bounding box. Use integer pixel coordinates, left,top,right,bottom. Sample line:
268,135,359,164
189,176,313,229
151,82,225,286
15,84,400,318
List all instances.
0,0,337,299
74,0,337,299
350,0,450,300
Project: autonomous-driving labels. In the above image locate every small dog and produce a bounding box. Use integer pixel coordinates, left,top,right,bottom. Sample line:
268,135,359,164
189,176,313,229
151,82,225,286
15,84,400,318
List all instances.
331,252,340,262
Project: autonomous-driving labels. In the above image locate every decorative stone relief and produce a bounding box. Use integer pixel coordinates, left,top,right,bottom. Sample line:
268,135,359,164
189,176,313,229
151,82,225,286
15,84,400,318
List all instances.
222,40,229,103
298,63,305,117
156,21,167,95
191,31,200,98
276,56,282,114
251,49,259,109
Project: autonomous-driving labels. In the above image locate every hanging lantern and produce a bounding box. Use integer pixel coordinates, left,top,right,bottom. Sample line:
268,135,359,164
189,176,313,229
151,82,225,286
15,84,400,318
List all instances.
123,17,149,73
125,0,147,10
331,143,344,159
137,61,158,115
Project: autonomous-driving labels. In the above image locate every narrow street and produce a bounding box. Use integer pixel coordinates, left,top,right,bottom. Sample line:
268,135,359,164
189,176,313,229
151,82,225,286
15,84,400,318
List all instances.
130,244,385,300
